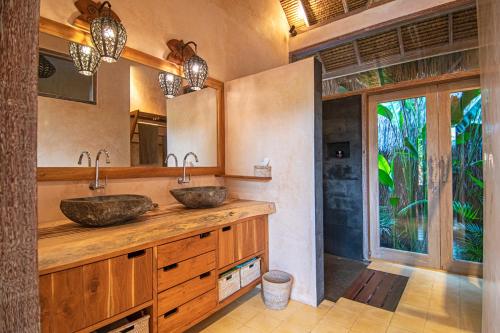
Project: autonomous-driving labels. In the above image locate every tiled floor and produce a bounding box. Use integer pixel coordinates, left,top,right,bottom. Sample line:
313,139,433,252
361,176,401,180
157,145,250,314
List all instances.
188,260,482,333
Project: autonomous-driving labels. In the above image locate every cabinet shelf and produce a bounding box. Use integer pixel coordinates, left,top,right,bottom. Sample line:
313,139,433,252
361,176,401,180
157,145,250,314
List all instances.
218,251,265,275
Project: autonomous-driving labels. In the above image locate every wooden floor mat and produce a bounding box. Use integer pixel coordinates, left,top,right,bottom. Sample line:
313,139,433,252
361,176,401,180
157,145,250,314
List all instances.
343,268,408,311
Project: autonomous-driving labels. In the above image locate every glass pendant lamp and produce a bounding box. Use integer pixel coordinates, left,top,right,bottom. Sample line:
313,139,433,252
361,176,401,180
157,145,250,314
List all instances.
182,42,208,91
90,1,127,63
158,72,182,98
68,42,101,76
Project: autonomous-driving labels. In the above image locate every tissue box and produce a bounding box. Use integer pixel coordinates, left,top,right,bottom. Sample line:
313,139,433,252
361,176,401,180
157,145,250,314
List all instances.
254,165,271,178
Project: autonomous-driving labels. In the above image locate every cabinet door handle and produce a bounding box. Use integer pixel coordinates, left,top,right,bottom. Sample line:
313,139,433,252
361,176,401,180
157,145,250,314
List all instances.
226,274,233,281
199,232,211,239
222,226,231,232
164,308,178,318
127,249,146,259
200,272,211,279
163,263,178,271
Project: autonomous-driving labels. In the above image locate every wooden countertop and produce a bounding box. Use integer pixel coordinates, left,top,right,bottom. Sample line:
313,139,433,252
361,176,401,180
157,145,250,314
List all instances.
38,199,276,275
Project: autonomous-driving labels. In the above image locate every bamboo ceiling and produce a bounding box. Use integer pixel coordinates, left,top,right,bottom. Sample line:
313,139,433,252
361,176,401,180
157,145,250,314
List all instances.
289,5,479,81
279,0,390,33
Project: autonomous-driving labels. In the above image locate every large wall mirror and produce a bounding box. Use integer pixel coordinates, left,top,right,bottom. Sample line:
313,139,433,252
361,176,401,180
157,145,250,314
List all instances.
37,20,224,181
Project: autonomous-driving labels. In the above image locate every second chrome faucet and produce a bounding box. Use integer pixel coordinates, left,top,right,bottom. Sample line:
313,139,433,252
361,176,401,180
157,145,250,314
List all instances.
178,152,199,184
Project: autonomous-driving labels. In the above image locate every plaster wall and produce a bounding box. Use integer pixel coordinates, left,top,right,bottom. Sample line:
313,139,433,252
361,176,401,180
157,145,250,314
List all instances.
224,58,320,305
40,0,290,82
167,88,218,167
478,0,500,331
130,64,166,116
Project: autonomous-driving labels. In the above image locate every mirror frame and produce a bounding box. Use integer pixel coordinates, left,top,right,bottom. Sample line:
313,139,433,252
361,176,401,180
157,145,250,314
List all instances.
37,17,225,181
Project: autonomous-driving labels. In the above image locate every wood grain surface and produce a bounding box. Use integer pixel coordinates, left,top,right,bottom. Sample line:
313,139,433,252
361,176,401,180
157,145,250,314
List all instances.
0,1,40,331
38,200,275,274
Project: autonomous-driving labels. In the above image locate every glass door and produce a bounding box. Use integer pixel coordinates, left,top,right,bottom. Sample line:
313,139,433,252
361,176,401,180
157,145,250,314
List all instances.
368,87,441,269
438,79,483,276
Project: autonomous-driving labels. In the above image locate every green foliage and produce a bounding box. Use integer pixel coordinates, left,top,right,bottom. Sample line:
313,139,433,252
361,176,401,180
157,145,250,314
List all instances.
378,104,393,121
455,222,483,262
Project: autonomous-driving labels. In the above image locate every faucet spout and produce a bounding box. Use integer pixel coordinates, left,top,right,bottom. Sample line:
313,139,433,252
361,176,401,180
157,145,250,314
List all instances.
165,153,179,167
178,152,199,184
78,151,92,167
90,149,111,190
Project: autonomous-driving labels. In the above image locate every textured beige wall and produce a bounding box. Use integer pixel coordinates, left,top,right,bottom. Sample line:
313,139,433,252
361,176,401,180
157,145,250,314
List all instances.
38,35,131,167
289,0,459,52
130,64,166,116
167,88,217,166
40,0,289,82
478,0,500,331
225,58,318,305
38,175,223,223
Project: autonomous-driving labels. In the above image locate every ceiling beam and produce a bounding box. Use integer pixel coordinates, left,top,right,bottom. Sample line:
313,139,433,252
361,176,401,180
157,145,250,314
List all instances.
448,13,454,44
352,41,362,65
397,27,405,56
341,0,349,14
322,38,477,80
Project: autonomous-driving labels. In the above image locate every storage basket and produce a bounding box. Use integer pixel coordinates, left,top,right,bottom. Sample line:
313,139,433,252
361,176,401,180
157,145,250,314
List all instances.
218,268,241,301
238,257,261,287
106,315,150,333
262,270,293,310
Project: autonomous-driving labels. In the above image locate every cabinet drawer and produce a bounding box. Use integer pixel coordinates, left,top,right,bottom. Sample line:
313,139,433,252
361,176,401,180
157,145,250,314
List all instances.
157,231,216,268
158,289,217,333
158,270,215,314
158,251,215,292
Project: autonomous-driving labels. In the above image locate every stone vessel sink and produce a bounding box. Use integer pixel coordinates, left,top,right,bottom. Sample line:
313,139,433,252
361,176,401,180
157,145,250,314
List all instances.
60,195,156,227
170,186,228,209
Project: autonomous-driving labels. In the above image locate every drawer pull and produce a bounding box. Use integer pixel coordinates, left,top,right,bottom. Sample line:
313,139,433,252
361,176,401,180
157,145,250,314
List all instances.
164,308,178,318
119,326,135,333
222,226,231,232
127,250,146,259
163,263,178,271
199,232,211,239
200,271,211,279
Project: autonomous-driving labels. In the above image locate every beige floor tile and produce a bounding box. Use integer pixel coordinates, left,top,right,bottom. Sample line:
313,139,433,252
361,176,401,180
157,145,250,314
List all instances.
320,307,357,329
226,303,263,323
272,321,312,333
311,321,349,333
387,326,414,333
335,298,369,313
399,291,431,310
245,312,283,333
424,319,461,333
205,316,244,333
389,310,427,333
350,317,389,333
286,307,327,330
363,306,393,325
237,326,265,333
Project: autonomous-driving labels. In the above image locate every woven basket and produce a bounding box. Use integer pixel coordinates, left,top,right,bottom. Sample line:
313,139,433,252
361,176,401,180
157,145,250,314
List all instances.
262,270,293,310
218,268,241,301
107,315,150,333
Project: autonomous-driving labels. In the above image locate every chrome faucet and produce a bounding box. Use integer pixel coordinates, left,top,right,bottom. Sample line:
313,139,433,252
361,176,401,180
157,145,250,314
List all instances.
89,149,110,190
165,153,179,167
78,151,92,167
178,152,199,184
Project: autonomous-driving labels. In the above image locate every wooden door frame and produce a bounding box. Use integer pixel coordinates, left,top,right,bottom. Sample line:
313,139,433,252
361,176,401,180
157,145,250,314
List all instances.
368,86,441,269
437,78,483,276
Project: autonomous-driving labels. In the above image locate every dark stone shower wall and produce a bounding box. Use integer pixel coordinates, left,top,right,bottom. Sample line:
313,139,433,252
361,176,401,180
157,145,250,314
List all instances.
323,95,364,260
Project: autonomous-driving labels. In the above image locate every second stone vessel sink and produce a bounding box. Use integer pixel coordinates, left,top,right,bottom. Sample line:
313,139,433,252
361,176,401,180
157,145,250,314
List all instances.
60,194,156,227
170,186,228,209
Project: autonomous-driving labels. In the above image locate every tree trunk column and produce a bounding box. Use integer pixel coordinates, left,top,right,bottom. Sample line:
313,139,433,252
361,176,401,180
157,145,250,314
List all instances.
0,1,40,332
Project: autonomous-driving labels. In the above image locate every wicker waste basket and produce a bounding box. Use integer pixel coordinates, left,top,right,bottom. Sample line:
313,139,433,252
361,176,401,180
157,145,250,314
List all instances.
262,270,293,310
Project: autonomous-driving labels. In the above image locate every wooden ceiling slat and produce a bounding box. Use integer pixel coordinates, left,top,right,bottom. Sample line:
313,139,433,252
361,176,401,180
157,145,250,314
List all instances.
401,15,449,51
346,0,369,11
357,30,401,62
452,7,477,42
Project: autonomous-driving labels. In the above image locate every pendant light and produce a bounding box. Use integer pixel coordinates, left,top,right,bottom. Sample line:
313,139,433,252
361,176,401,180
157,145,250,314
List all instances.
90,1,127,63
38,54,56,78
69,42,101,76
158,72,182,99
182,41,208,91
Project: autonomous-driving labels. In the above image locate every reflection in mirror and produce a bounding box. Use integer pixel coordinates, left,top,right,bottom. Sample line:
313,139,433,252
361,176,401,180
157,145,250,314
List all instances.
37,32,219,169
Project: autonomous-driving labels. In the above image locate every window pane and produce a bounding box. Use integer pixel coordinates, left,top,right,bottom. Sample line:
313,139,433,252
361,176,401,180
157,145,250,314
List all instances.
450,89,483,263
378,97,428,254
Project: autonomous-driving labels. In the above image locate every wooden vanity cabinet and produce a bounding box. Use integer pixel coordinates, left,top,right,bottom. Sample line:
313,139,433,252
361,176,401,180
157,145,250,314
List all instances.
40,248,153,333
38,211,271,333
